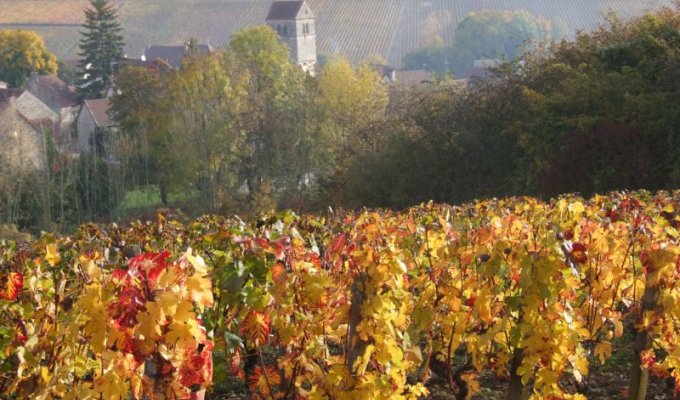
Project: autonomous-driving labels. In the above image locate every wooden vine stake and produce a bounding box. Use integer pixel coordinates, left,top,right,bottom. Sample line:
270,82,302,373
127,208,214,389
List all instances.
627,249,662,400
506,348,526,400
347,274,368,376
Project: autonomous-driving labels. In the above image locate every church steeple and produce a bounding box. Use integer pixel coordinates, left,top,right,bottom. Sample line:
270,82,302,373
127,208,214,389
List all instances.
266,1,317,75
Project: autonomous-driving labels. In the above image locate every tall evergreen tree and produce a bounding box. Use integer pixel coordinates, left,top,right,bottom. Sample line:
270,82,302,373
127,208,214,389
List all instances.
77,0,124,98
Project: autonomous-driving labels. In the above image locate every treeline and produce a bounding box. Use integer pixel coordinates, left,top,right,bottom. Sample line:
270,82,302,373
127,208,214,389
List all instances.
0,137,125,236
5,8,680,233
369,10,680,207
403,9,564,75
115,9,680,215
111,27,388,216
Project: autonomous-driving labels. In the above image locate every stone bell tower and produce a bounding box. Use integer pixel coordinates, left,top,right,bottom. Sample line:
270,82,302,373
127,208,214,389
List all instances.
266,1,317,74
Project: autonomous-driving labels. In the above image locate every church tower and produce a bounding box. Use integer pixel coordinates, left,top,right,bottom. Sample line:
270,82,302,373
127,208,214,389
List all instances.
266,1,317,74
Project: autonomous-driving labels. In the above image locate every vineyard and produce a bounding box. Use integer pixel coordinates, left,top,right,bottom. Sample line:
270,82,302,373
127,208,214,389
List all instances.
0,0,674,65
1,190,680,399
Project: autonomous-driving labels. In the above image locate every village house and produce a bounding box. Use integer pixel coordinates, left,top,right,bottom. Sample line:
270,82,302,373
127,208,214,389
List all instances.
266,0,317,74
140,43,214,69
121,57,172,72
456,59,503,82
76,98,117,155
11,90,59,126
0,89,49,172
23,74,80,149
373,64,435,89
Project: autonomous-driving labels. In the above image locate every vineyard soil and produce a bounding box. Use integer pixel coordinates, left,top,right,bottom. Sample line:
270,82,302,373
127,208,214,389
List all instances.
209,365,677,399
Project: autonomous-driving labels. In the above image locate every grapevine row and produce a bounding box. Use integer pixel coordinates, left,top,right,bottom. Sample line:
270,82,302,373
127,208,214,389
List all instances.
1,190,679,399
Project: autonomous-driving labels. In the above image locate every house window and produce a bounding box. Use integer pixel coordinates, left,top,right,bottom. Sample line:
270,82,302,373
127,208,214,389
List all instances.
277,24,281,34
283,24,288,35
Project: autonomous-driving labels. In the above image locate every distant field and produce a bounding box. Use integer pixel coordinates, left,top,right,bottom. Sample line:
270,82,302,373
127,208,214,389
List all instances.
0,0,674,65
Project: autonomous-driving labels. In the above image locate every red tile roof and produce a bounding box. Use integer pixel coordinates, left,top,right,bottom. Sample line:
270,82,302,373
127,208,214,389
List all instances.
25,74,79,109
394,70,434,87
83,98,114,127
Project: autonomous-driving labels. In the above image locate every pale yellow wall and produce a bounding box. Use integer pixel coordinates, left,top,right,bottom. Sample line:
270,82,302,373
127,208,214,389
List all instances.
0,102,47,172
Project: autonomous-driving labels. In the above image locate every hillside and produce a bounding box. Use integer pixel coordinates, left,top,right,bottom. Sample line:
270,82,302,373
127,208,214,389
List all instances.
0,0,675,66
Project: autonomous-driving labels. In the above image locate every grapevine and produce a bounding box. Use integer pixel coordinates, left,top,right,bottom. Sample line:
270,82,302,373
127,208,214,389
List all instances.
1,190,679,398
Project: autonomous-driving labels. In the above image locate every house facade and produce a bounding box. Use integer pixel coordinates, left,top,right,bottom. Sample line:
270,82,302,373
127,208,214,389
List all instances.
24,74,80,144
76,98,116,155
266,0,317,74
0,91,47,172
141,44,214,69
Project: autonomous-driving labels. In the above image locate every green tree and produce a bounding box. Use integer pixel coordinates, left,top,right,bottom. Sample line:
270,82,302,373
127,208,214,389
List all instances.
229,26,313,210
0,30,57,87
110,65,170,203
77,0,125,98
508,12,680,196
315,58,388,182
403,44,448,73
164,51,249,210
337,75,522,208
57,60,78,85
404,10,560,75
450,10,556,73
230,26,296,99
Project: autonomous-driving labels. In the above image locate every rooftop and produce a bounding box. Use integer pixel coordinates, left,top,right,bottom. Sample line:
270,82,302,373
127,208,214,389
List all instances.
0,88,24,106
143,44,214,69
83,98,114,128
394,70,434,87
266,1,307,21
25,74,79,109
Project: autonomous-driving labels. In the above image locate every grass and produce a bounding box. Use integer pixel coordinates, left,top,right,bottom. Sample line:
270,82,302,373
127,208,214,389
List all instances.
115,185,200,218
118,185,163,211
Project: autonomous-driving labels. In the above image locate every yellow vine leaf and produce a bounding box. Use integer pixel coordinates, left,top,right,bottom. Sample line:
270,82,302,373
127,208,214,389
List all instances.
570,355,588,383
354,344,375,376
174,300,196,323
95,369,128,399
594,341,612,364
186,274,213,308
137,302,164,343
166,318,203,349
46,244,61,267
461,372,480,399
184,250,214,308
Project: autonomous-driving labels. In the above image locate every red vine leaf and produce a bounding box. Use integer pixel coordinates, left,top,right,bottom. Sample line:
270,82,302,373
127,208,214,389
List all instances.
0,272,23,301
240,311,270,347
